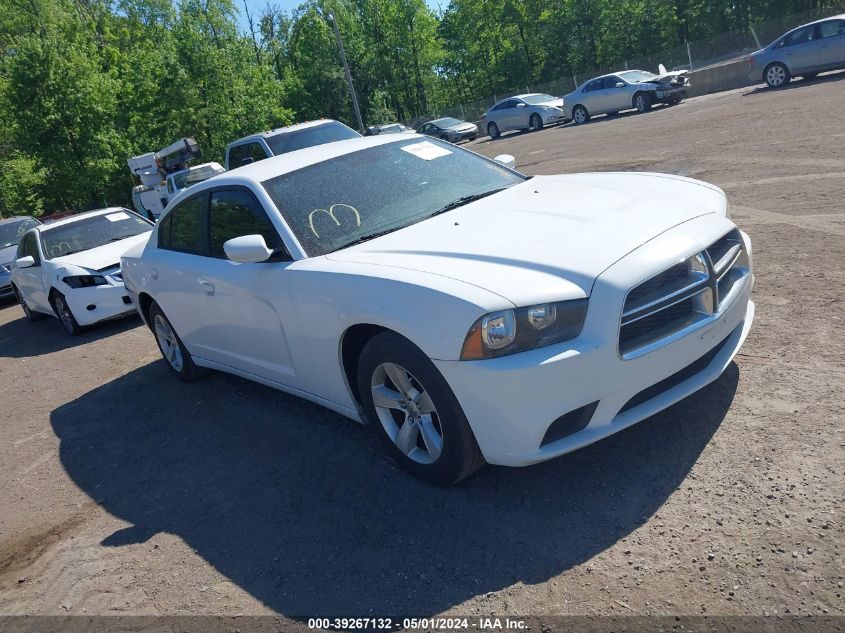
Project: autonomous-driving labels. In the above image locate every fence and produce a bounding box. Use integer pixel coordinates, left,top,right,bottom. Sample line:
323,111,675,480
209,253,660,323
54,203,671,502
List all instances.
427,4,845,126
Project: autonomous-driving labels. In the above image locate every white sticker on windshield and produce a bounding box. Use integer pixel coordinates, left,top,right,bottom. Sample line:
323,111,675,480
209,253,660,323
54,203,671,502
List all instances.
401,141,452,160
105,212,129,222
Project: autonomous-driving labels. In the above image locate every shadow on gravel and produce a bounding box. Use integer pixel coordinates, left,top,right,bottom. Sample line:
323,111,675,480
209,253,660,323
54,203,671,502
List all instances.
742,69,845,96
50,360,739,617
0,311,141,358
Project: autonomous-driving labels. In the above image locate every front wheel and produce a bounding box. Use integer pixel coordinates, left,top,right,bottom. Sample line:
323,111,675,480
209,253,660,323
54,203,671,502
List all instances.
149,302,205,382
357,332,484,485
529,113,543,131
487,121,500,139
765,62,791,88
50,291,82,335
572,105,589,124
634,92,653,113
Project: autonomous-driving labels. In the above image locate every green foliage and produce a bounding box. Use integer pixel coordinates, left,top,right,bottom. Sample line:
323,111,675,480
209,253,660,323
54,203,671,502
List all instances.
0,0,839,215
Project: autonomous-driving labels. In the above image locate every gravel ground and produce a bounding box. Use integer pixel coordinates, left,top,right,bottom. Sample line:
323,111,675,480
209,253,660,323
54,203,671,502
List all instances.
0,73,843,625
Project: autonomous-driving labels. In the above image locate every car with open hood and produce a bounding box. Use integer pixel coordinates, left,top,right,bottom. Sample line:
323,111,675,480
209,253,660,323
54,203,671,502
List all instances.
563,68,690,124
121,134,754,484
10,208,153,334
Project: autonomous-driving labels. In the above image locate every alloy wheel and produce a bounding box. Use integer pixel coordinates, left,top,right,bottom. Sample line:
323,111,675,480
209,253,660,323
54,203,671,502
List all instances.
574,107,586,124
154,314,184,372
370,362,443,464
767,65,786,86
53,295,75,333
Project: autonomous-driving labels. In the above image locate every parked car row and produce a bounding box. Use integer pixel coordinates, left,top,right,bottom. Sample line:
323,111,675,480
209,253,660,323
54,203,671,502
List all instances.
5,129,754,484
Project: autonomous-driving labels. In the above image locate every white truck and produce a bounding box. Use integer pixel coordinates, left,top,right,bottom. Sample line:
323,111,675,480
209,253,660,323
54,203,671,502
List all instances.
128,138,224,220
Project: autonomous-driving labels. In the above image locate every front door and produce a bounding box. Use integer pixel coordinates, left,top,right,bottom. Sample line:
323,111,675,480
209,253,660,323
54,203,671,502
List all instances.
780,24,821,72
15,231,49,312
818,19,845,67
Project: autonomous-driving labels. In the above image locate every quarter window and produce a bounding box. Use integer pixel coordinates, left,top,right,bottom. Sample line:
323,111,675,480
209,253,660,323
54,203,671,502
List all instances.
209,189,285,259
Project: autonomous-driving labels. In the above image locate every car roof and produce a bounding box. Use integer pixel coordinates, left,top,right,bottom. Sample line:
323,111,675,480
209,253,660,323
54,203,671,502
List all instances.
800,12,845,27
226,120,342,148
37,208,131,231
0,216,37,225
512,93,554,99
172,135,426,203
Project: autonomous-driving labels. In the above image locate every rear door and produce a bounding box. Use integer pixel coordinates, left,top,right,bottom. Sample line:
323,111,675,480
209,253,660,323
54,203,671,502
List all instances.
580,79,604,113
778,24,821,72
494,99,520,130
817,19,845,67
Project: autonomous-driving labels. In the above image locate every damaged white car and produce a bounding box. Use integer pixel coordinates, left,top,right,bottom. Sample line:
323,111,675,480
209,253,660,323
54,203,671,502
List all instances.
563,67,690,124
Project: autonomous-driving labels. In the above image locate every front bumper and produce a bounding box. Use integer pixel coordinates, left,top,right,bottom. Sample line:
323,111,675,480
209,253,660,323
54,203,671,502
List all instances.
656,85,688,101
62,281,136,326
541,110,565,124
434,216,754,467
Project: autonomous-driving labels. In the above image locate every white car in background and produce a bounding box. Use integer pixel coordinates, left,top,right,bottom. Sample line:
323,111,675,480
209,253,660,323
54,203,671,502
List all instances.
11,208,153,335
122,135,754,484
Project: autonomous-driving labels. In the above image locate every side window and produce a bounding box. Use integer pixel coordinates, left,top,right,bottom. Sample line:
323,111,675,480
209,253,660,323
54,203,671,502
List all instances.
164,195,206,254
249,142,269,161
157,211,172,249
604,76,622,89
819,19,845,38
209,189,286,259
783,25,817,46
584,80,601,92
228,144,248,168
19,232,40,263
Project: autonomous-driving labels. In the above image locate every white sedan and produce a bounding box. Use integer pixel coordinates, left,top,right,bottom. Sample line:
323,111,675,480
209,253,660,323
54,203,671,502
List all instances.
121,135,754,484
11,208,153,335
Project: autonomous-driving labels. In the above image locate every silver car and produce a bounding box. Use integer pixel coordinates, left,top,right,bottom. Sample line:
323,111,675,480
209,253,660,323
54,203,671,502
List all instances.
748,14,845,88
562,70,689,125
416,117,479,143
480,93,565,139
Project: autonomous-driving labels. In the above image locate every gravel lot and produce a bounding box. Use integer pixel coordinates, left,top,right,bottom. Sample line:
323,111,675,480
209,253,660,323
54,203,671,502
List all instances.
1,73,843,624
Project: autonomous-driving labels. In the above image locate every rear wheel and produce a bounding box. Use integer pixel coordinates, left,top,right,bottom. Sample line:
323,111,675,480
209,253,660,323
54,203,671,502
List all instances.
529,113,543,131
487,121,500,139
765,62,790,88
634,91,653,113
572,105,589,124
357,332,484,485
14,285,46,321
50,291,82,335
149,302,205,382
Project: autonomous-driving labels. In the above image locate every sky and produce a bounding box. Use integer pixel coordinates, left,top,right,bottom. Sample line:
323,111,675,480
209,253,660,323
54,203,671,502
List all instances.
236,0,445,30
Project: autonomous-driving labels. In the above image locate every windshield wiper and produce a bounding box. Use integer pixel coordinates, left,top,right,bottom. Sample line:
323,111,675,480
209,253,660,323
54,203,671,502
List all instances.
427,187,510,218
340,228,401,249
109,234,138,242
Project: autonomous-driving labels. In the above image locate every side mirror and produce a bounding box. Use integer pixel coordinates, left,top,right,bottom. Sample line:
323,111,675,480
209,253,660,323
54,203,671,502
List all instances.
615,82,625,88
223,235,273,263
16,255,36,268
515,102,526,107
240,157,254,166
493,154,516,169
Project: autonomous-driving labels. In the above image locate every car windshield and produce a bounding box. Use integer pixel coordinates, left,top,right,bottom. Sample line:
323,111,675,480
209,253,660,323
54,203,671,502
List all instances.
265,121,362,156
522,94,556,104
40,211,152,259
620,70,658,82
172,164,224,190
0,218,39,248
433,117,463,127
262,138,525,257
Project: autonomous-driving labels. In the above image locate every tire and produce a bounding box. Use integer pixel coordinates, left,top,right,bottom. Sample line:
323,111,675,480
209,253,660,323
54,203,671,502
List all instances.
439,134,452,143
572,105,589,124
765,62,791,88
50,291,82,335
357,332,485,485
634,91,653,113
529,113,543,131
149,302,205,382
487,121,500,139
13,285,46,321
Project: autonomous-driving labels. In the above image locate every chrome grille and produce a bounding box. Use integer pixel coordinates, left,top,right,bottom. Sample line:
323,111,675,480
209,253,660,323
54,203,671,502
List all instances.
619,229,749,358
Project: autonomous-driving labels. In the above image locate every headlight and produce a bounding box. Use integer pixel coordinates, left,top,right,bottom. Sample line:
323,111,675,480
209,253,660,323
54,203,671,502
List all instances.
63,275,108,288
460,299,588,360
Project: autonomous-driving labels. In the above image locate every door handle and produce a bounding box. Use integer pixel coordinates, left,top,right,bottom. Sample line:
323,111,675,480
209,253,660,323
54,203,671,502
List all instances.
198,277,215,295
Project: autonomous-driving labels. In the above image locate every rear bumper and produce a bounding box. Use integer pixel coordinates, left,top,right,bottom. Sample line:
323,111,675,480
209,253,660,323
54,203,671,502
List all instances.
434,218,753,467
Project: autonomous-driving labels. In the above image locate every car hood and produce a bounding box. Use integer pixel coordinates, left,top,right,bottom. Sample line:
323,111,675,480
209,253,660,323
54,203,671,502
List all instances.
50,232,152,272
445,122,477,132
535,98,564,108
327,173,727,306
0,244,17,266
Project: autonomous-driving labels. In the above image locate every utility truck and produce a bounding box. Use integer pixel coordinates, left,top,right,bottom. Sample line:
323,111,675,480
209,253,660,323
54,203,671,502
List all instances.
128,138,224,220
